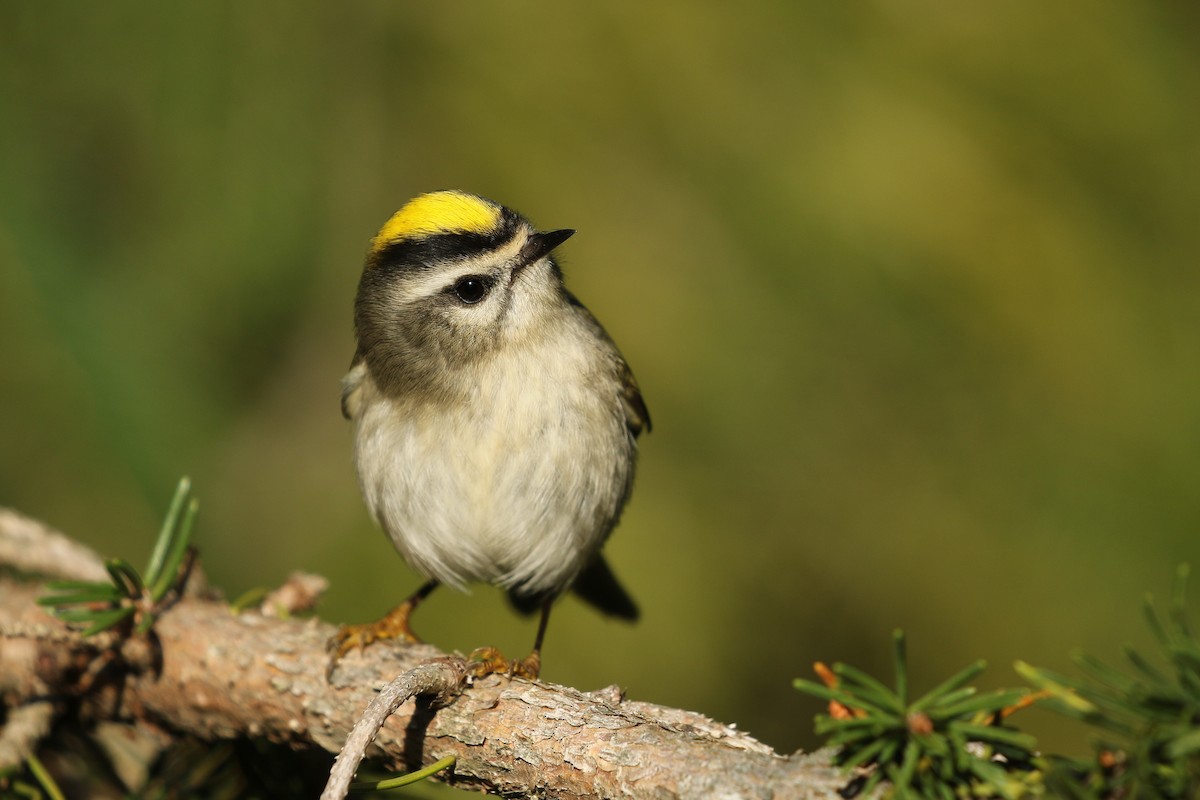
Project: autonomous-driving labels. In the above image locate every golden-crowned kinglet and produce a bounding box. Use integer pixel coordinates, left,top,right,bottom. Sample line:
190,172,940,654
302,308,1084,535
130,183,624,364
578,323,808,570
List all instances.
330,190,650,678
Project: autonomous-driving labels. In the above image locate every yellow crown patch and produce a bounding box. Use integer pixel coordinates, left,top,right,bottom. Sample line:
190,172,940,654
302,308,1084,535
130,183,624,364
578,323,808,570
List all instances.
371,191,503,253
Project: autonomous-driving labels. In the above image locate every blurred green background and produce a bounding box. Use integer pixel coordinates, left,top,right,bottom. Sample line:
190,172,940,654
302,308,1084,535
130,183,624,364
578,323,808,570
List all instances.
3,0,1200,768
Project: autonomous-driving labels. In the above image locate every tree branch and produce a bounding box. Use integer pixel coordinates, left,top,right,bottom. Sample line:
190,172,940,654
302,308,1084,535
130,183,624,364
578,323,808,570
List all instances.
0,508,849,798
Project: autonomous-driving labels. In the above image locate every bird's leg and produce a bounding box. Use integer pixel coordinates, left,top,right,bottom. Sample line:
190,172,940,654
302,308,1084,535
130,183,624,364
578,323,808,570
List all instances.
512,597,553,679
469,597,553,680
328,579,439,663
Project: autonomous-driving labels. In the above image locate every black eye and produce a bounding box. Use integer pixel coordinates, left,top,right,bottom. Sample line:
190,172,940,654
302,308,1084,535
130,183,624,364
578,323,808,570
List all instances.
452,276,491,304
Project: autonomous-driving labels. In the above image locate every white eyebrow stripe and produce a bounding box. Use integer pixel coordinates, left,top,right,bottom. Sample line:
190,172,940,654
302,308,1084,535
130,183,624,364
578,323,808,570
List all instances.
385,231,531,304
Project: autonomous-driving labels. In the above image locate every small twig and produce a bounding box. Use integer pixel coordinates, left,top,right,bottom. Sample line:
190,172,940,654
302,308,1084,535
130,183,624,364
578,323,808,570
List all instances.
321,658,468,800
260,571,328,617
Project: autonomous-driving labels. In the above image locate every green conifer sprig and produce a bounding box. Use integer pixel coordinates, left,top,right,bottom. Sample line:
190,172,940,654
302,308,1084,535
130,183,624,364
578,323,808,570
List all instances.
37,477,198,638
1018,564,1200,799
795,630,1038,799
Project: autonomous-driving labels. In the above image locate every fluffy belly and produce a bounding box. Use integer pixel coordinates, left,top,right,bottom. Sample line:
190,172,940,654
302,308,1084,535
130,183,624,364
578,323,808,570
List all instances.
353,389,632,597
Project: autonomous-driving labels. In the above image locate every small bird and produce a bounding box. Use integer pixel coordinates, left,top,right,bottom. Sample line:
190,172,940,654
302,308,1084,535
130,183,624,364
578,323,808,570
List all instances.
330,190,649,679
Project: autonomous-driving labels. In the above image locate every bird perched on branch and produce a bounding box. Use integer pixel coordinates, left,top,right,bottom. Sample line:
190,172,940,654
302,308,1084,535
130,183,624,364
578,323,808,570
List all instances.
330,190,650,678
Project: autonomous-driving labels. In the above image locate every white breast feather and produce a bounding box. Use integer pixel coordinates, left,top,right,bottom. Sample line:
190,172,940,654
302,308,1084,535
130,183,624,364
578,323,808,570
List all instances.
351,329,633,596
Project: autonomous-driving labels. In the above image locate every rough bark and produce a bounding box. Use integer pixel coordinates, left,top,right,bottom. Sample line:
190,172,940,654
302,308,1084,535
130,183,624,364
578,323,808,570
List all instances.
0,509,850,799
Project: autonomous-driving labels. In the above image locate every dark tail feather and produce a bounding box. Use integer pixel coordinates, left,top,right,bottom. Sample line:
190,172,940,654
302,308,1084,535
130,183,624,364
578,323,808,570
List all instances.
507,589,544,617
571,555,639,621
507,556,639,622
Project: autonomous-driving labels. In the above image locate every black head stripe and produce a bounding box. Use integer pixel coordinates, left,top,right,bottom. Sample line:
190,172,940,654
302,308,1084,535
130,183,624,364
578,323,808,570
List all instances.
370,231,492,272
369,209,522,272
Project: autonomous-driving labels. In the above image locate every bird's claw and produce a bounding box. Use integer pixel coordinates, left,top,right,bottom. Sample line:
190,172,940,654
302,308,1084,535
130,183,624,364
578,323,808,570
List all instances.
467,646,541,680
325,601,423,680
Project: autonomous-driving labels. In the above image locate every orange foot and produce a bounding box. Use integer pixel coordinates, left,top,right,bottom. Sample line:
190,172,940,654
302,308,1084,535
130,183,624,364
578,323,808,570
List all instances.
468,646,541,680
326,600,422,678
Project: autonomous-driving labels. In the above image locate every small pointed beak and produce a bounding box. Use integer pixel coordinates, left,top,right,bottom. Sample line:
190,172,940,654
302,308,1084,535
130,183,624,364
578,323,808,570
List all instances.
517,228,575,268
